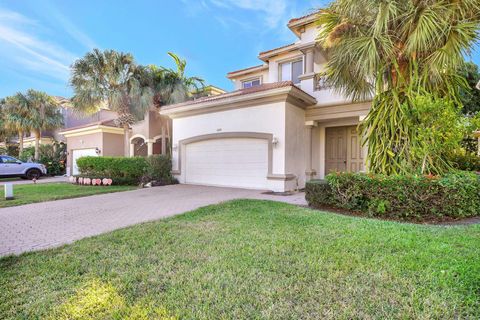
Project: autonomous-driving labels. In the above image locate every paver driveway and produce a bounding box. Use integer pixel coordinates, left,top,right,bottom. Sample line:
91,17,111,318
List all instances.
0,184,306,257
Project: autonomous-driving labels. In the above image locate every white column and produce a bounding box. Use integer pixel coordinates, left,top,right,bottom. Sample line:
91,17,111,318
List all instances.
129,142,135,157
305,121,317,181
305,48,314,74
478,136,480,156
147,141,154,156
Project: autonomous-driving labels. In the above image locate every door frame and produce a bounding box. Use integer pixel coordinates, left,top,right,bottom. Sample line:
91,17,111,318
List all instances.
324,125,364,174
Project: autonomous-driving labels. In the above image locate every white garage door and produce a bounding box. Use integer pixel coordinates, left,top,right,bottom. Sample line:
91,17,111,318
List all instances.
72,149,98,175
185,138,269,189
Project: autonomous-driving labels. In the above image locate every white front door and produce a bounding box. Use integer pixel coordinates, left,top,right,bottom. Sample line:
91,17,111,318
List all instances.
185,138,269,189
72,149,98,176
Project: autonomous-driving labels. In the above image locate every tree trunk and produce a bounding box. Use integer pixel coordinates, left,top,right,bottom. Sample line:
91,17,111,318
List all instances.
34,130,40,161
124,124,131,157
18,130,24,157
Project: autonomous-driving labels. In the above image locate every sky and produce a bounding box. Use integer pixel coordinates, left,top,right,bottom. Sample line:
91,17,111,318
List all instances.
0,0,478,98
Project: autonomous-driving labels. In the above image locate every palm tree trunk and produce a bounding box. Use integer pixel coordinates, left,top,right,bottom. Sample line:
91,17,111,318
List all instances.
124,124,130,157
34,130,40,161
18,130,24,157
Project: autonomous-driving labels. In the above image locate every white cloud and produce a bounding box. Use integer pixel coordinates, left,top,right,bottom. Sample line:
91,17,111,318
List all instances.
39,1,98,50
0,6,96,84
209,0,288,29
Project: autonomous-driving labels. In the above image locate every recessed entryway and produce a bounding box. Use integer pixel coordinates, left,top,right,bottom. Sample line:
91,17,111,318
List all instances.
325,125,364,174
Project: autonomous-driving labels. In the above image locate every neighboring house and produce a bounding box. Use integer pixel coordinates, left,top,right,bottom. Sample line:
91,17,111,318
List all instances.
60,86,225,176
161,11,370,192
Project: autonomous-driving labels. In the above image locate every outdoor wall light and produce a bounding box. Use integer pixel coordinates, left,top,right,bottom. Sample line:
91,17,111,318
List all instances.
172,143,178,151
95,147,101,155
272,136,279,147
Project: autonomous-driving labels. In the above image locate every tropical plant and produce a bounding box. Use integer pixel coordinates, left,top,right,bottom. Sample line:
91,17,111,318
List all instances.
70,49,153,155
0,99,14,149
407,92,464,174
317,0,480,175
459,61,480,115
23,90,64,160
2,93,31,156
147,52,204,107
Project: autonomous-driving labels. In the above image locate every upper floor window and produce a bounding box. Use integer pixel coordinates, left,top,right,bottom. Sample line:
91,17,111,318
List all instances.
280,59,303,84
242,78,261,89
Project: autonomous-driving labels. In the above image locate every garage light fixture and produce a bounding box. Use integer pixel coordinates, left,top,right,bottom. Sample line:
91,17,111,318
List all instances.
95,147,101,155
172,143,178,151
272,136,279,147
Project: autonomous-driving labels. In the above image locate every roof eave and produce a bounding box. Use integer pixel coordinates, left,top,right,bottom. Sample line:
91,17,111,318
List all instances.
227,65,268,79
160,85,316,118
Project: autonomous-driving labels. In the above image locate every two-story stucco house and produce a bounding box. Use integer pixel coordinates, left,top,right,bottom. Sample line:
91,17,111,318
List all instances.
161,12,371,192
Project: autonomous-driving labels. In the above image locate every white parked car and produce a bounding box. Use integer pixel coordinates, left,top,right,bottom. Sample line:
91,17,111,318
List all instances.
0,155,47,179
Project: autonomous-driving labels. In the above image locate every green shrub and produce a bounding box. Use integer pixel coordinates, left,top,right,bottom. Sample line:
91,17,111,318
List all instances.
76,155,176,186
142,155,176,185
306,172,480,221
450,152,480,172
305,179,333,207
76,156,148,185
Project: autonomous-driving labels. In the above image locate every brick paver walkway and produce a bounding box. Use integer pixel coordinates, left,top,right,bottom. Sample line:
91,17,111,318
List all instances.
0,184,306,256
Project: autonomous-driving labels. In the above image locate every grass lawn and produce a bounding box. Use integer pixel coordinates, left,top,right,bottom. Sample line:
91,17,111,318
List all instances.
0,183,136,208
1,200,479,319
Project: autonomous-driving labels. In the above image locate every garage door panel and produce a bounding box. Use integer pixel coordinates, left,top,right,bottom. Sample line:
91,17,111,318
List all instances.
185,138,268,189
72,149,98,175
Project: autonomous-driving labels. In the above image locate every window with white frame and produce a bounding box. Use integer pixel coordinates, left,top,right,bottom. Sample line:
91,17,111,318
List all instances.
279,59,303,84
242,78,261,89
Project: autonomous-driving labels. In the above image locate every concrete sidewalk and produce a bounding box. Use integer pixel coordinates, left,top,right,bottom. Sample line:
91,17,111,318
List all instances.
0,176,68,185
0,184,306,257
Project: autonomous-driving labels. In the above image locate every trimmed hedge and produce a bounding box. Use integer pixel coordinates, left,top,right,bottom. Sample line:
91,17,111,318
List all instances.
76,155,175,185
306,172,480,221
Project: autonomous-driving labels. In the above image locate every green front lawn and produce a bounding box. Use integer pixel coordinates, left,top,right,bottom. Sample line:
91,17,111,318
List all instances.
0,183,136,208
1,200,479,319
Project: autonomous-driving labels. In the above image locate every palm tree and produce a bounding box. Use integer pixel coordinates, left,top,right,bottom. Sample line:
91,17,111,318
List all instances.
70,49,153,155
317,0,479,174
147,52,204,107
23,90,64,161
0,99,16,150
2,93,32,156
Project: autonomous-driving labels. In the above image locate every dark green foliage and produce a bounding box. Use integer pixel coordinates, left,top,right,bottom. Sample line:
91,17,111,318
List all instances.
18,143,67,175
305,179,333,207
142,155,176,185
459,61,480,116
306,172,480,221
76,156,148,185
450,152,480,172
76,156,175,185
0,145,19,157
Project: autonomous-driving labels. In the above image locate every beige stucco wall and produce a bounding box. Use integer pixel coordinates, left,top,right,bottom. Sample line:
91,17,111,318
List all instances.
285,102,307,189
65,131,124,176
101,133,125,157
65,132,103,176
130,110,171,141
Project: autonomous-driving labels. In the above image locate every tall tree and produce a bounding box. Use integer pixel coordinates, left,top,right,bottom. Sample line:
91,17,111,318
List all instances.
0,99,15,150
459,61,480,115
23,90,64,161
317,0,480,175
70,49,153,155
2,93,32,156
147,52,204,107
